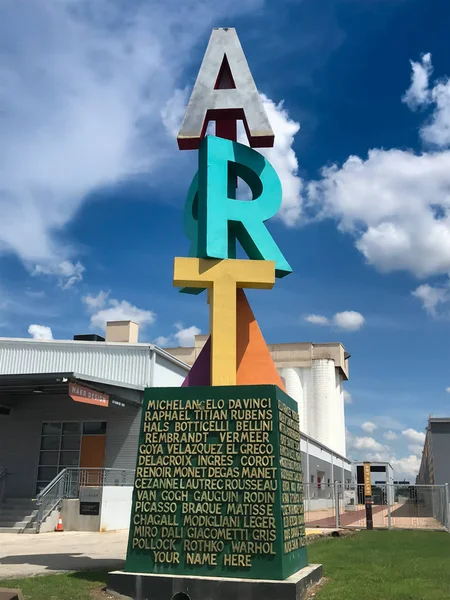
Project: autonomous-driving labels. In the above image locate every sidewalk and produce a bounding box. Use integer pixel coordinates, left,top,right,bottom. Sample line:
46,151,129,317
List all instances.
0,531,128,579
0,528,335,579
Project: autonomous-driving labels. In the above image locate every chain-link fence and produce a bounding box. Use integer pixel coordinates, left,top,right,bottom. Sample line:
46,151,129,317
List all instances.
304,482,449,531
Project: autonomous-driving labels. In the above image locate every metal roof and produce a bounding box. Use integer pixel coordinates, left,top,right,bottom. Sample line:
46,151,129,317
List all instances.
0,372,142,406
0,338,189,389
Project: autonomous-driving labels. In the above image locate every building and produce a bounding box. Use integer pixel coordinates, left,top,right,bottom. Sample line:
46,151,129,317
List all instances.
417,417,450,485
0,326,352,531
165,335,353,490
0,321,188,500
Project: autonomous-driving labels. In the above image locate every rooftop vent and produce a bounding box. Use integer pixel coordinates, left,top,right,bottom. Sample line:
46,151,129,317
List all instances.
73,334,106,342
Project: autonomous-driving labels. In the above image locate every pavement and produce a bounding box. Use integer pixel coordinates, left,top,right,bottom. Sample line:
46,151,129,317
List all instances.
0,528,337,580
0,531,129,579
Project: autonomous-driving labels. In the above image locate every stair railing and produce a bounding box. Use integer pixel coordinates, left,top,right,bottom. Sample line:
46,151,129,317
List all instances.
0,468,8,503
35,469,67,532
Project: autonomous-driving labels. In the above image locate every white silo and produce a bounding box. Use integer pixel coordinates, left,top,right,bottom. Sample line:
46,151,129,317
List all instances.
335,370,346,456
279,367,309,433
311,359,336,450
280,359,347,457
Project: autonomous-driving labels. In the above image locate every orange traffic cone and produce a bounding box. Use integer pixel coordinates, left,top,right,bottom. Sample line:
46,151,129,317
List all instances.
55,514,64,532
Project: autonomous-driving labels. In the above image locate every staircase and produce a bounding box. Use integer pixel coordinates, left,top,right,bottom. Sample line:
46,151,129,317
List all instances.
0,498,38,533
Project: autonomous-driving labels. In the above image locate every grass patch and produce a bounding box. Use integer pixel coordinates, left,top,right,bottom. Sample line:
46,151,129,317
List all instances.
0,570,108,600
308,530,450,600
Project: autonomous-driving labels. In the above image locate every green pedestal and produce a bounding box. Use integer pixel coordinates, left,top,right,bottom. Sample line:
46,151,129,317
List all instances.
124,384,307,581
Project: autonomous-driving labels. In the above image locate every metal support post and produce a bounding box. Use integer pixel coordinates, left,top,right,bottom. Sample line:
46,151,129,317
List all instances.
334,480,339,528
331,453,334,484
305,439,310,513
445,483,449,532
387,484,391,530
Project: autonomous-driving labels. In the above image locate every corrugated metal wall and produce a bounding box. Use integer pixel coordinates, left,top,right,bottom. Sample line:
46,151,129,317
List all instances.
0,341,152,388
0,393,140,498
104,404,141,471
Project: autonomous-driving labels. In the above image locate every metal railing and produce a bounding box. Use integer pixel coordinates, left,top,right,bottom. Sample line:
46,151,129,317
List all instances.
304,482,450,531
36,467,134,532
0,468,8,503
36,469,67,531
64,468,135,499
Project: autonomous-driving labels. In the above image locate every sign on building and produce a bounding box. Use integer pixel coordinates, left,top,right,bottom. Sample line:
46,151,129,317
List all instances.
69,382,109,408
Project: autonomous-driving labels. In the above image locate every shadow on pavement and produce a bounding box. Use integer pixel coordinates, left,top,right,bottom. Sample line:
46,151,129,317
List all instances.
0,553,124,574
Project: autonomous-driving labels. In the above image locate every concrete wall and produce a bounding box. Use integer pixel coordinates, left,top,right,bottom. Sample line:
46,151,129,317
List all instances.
40,508,60,533
430,422,450,485
61,499,100,532
100,486,133,531
47,489,133,532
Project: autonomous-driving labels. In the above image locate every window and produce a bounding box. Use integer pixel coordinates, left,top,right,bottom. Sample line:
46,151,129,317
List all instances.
310,475,314,483
83,422,106,435
36,421,107,494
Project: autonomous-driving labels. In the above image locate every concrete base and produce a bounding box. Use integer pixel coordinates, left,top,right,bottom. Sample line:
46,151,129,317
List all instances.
61,499,100,532
0,589,24,600
107,564,322,600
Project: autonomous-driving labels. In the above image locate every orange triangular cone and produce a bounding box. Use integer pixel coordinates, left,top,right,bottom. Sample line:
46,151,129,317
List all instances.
236,289,286,391
55,514,64,532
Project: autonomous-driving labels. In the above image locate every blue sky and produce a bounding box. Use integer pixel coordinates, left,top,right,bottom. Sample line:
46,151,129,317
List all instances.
1,0,449,478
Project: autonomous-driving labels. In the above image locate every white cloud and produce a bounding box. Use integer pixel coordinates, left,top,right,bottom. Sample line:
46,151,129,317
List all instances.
402,428,426,444
155,323,201,347
309,149,450,278
361,421,377,433
154,335,171,347
446,387,450,393
390,455,421,478
308,54,450,281
421,78,450,148
305,314,329,325
373,416,405,430
33,261,85,289
334,311,365,331
28,324,53,340
408,444,424,455
402,53,432,110
364,451,391,463
83,292,155,332
161,87,190,139
174,323,201,347
258,96,303,226
344,390,352,404
401,52,450,148
82,290,109,311
349,436,386,452
0,0,261,273
347,423,424,479
412,283,449,316
305,311,365,330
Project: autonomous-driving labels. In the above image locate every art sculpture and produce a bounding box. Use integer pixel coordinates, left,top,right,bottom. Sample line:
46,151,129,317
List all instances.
109,27,322,600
